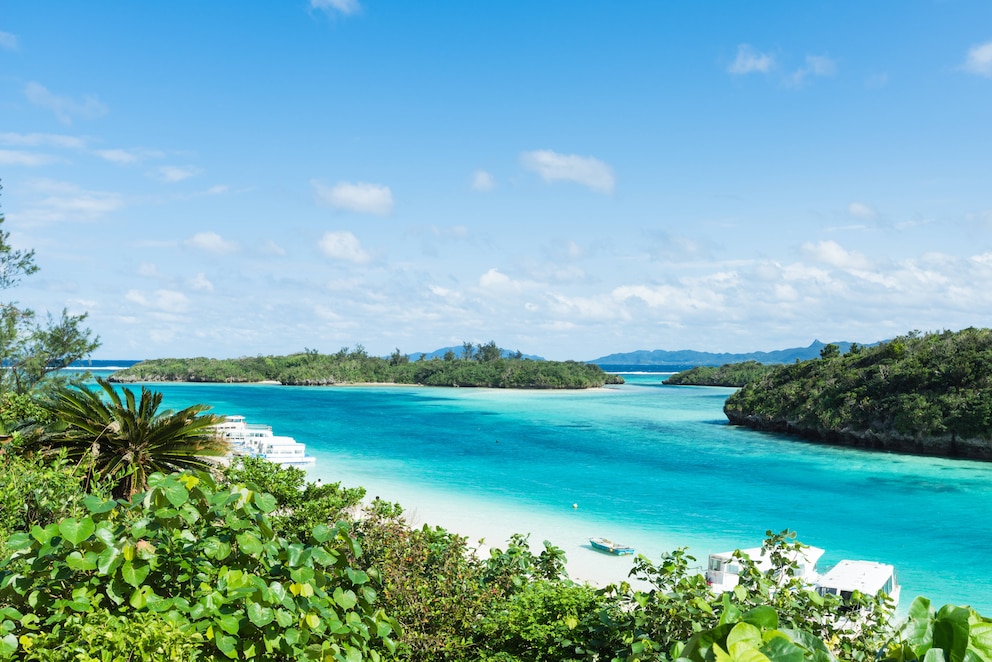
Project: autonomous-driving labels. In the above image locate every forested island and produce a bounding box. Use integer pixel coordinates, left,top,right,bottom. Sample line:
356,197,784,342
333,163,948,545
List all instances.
108,343,625,389
663,361,778,387
722,328,992,461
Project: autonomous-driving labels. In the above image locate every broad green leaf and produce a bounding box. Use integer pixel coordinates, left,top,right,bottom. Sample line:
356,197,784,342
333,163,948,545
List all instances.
6,533,32,552
728,623,763,650
968,622,992,662
345,568,369,585
727,641,772,662
162,481,189,507
923,648,947,662
236,532,263,556
215,632,238,658
253,492,277,513
65,551,97,571
743,606,778,630
121,560,150,588
58,517,95,546
1,633,17,657
216,614,240,635
248,602,275,628
760,636,807,662
934,605,972,662
333,588,358,611
311,524,332,543
275,609,294,627
82,495,117,514
29,525,52,545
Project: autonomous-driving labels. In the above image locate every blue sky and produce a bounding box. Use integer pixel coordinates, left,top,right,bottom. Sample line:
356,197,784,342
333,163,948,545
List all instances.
2,1,991,361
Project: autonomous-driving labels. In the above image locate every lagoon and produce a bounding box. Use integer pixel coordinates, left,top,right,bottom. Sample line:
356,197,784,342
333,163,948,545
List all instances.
128,371,992,613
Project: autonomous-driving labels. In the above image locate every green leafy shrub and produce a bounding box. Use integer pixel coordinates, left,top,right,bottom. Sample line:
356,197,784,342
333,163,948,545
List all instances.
17,608,202,661
0,471,398,660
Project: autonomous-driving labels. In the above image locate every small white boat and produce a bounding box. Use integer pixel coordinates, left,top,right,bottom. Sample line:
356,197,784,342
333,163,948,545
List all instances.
815,559,900,607
590,537,635,555
212,415,316,468
705,545,824,593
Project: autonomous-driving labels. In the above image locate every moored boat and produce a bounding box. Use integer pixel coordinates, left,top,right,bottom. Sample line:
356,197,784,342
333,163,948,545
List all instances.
706,545,824,593
590,537,635,555
212,415,316,468
815,559,901,608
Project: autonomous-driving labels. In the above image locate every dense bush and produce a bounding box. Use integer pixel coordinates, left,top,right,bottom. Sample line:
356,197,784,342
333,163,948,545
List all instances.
0,471,398,660
108,347,624,390
664,361,779,387
724,328,992,460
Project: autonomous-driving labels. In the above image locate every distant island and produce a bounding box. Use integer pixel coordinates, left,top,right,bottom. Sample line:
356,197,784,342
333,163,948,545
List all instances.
721,328,992,462
589,340,864,368
663,361,778,387
108,343,624,390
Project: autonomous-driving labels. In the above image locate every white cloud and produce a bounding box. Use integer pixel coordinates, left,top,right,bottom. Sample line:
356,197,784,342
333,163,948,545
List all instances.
0,133,87,149
847,202,877,220
311,0,360,15
125,289,190,314
311,180,394,215
262,240,287,256
963,41,992,77
788,55,837,86
0,31,17,50
0,150,62,166
97,147,163,164
158,165,202,182
479,268,515,290
471,170,495,191
728,45,775,74
10,179,124,225
205,185,228,195
189,272,214,291
184,232,238,254
801,240,871,270
137,263,159,277
520,150,615,194
319,231,370,263
25,82,108,124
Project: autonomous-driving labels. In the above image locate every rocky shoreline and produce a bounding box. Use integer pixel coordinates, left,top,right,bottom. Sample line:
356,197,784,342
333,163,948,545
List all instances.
725,412,992,462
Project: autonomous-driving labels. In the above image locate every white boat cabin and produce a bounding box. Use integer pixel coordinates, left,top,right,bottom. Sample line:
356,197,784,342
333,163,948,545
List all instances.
815,560,900,606
706,545,824,592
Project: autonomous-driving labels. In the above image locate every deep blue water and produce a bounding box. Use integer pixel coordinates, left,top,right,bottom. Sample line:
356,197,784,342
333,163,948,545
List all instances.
98,372,992,612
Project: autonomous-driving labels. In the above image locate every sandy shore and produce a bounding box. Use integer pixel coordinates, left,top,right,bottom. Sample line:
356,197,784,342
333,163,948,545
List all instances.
307,461,669,589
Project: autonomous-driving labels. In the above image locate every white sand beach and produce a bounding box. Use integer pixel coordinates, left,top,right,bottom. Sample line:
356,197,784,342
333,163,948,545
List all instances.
308,461,677,589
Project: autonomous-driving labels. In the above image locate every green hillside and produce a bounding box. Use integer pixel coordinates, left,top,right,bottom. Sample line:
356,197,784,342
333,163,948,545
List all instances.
723,328,992,461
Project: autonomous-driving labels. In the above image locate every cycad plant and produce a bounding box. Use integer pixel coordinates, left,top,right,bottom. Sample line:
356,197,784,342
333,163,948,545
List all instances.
25,378,228,498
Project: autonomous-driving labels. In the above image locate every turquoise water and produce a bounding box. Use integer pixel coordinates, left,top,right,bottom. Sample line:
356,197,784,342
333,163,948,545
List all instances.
106,372,992,612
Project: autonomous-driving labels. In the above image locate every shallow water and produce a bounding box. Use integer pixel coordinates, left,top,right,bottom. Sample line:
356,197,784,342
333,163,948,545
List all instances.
117,372,992,612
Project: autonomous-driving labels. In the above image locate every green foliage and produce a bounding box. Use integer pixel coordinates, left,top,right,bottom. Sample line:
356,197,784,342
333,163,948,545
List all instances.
18,608,202,661
19,378,228,498
223,456,366,542
0,471,399,661
724,328,992,460
878,597,992,662
0,186,99,398
475,580,604,662
353,504,485,661
109,347,625,390
665,362,780,387
0,450,94,558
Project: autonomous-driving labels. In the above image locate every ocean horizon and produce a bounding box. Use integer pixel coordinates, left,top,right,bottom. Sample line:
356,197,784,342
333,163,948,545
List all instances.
93,370,992,614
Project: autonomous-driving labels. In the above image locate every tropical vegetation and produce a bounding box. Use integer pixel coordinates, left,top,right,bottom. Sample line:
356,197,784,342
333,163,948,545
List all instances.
724,329,992,461
109,344,625,389
664,361,779,387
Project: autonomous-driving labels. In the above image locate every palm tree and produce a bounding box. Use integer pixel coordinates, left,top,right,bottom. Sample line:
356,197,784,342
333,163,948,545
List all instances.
26,378,229,498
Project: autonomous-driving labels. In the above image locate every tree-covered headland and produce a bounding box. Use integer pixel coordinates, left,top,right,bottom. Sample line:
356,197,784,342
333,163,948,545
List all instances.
723,329,992,461
663,361,779,387
109,342,625,389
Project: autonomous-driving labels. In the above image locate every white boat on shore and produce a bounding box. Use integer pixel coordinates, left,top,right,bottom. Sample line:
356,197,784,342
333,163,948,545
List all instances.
706,545,824,593
212,415,316,468
815,559,901,607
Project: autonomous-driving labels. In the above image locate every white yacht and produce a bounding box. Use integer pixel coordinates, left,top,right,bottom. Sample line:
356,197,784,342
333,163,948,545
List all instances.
705,545,825,593
815,559,900,607
212,415,316,468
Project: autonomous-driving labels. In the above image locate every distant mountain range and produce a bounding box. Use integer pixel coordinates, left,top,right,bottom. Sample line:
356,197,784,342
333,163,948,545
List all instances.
76,340,875,370
588,340,869,368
